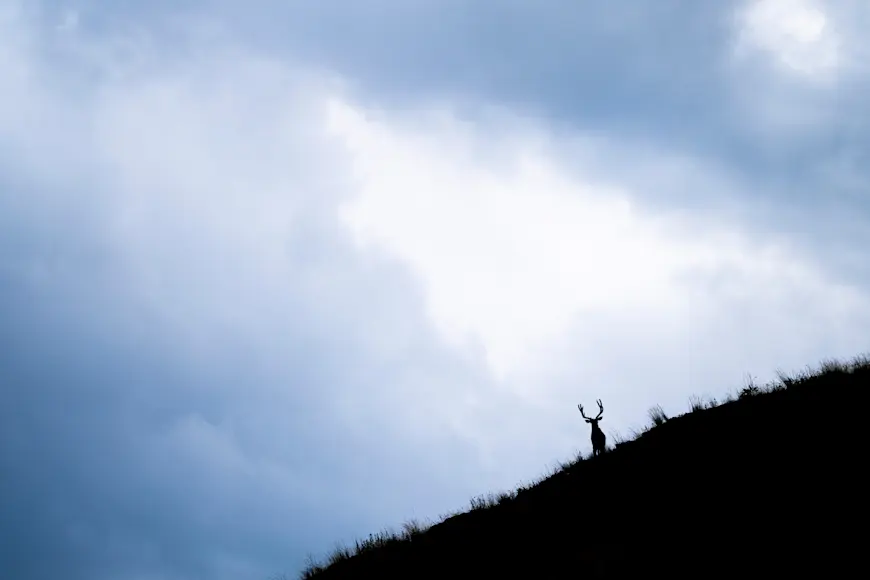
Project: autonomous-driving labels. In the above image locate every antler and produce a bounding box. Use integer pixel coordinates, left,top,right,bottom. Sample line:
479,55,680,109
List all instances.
595,399,604,419
577,404,590,420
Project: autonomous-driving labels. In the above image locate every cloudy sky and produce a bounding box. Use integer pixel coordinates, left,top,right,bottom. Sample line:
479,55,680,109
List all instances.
2,0,869,578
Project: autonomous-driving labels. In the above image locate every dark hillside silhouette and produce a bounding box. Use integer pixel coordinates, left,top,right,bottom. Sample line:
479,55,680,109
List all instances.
295,355,869,579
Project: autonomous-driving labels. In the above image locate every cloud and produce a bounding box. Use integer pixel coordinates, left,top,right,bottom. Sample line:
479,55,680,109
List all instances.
1,7,503,579
734,0,839,80
2,2,870,580
724,0,870,148
328,87,870,393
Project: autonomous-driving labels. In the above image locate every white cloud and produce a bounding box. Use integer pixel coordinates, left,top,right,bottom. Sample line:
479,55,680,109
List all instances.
328,96,870,385
734,0,839,81
719,1,870,156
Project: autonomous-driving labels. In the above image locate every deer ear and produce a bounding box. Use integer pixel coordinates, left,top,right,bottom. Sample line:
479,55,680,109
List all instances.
585,419,592,423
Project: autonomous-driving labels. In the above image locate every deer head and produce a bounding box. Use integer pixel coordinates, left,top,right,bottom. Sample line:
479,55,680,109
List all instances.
578,399,604,426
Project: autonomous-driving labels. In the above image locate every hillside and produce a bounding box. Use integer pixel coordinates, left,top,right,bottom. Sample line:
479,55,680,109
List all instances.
297,355,869,579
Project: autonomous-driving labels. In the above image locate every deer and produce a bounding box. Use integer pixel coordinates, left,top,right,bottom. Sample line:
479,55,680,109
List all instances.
578,399,606,457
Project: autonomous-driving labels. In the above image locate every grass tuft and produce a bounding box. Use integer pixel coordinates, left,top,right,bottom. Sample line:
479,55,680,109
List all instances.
648,404,668,426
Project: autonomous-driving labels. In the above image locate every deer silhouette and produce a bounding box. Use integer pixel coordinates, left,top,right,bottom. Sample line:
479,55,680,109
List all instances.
578,399,606,456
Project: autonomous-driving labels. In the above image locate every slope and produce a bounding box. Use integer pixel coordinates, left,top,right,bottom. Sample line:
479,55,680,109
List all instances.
299,355,869,579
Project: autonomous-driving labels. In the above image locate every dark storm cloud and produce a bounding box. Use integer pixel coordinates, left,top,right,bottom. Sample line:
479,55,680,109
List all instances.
165,0,870,261
0,164,498,579
0,10,506,577
211,1,850,180
49,0,870,251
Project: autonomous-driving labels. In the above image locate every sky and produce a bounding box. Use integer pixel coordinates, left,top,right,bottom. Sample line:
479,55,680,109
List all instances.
1,0,869,578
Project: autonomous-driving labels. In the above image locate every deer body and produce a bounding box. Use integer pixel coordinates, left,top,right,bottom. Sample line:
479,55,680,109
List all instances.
578,399,606,456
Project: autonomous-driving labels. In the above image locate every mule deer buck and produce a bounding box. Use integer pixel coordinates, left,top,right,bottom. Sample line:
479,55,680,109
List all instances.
578,399,606,456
